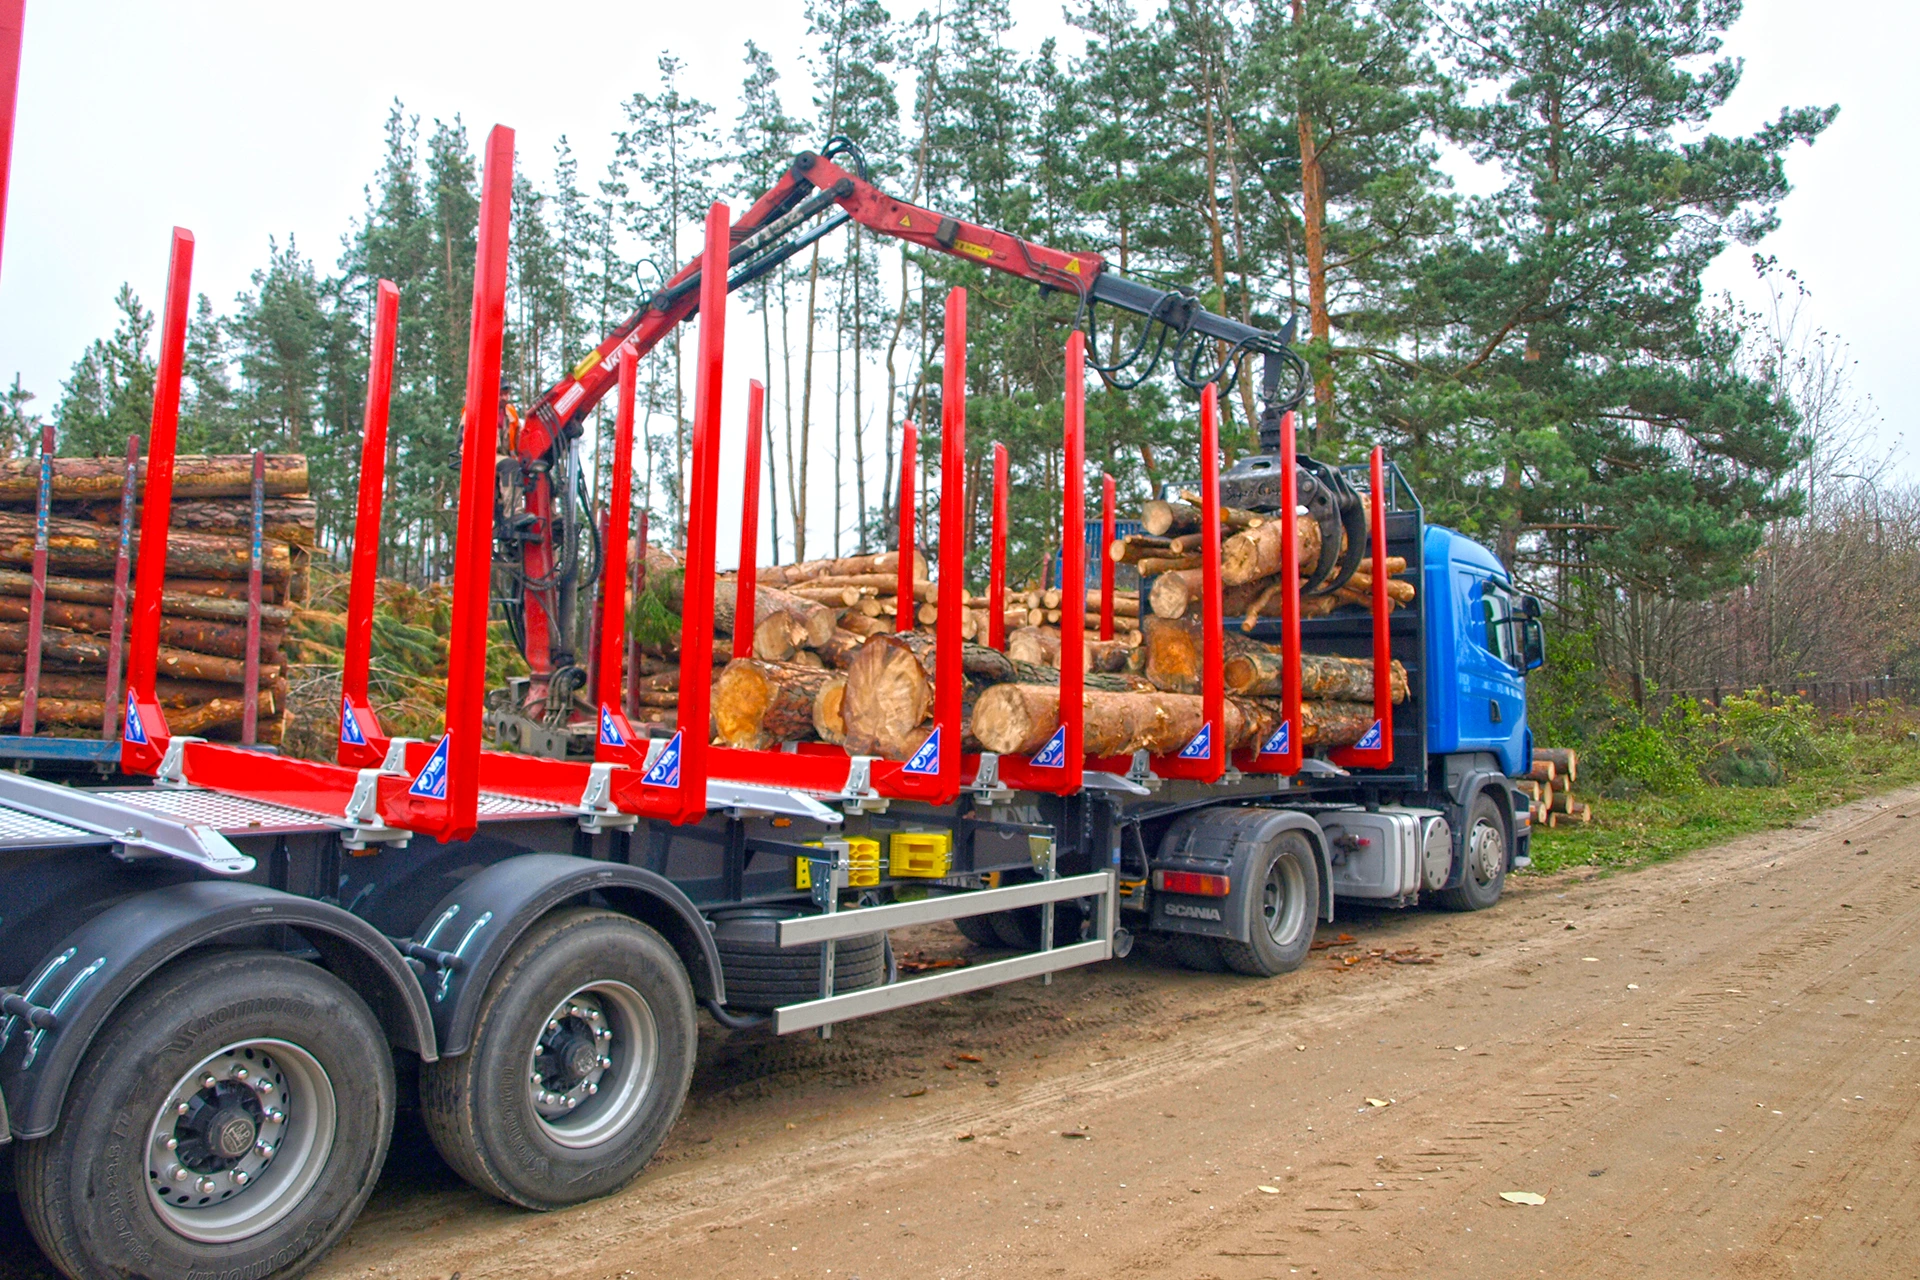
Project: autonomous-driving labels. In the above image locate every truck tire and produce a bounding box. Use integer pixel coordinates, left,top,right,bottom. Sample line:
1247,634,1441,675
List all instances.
1434,791,1508,912
1217,831,1320,976
420,908,696,1210
953,912,1004,948
987,900,1089,951
16,950,393,1280
710,908,888,1013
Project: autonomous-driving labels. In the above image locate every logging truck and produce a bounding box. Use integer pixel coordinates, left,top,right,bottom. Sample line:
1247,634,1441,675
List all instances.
0,132,1544,1280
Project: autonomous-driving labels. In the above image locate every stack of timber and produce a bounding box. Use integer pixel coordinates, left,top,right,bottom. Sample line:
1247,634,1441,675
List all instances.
0,454,311,744
1518,747,1589,826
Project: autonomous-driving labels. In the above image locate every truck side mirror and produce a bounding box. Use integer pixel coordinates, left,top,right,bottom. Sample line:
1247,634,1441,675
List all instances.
1520,594,1542,619
1522,618,1546,672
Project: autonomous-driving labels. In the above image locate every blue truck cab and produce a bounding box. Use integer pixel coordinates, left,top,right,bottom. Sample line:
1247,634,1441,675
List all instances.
1423,525,1542,779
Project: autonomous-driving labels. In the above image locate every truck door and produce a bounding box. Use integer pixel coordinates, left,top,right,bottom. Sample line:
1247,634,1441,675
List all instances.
1455,568,1529,775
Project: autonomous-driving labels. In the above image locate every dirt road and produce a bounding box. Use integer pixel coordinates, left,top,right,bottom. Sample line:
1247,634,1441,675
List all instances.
6,787,1918,1278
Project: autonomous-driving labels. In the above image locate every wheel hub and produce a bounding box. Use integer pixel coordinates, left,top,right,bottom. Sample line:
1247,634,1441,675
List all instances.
145,1039,335,1243
524,980,658,1149
532,999,613,1119
1470,821,1504,882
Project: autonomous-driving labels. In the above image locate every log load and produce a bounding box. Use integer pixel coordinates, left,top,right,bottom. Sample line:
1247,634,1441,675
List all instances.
971,684,1374,758
1222,646,1409,703
0,568,293,624
1533,747,1578,785
0,454,308,504
78,497,319,546
712,659,841,750
0,512,291,581
669,577,837,650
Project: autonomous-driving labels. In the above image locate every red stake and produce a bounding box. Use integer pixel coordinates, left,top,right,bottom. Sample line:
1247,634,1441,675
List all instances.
895,421,918,633
410,124,513,841
1154,383,1225,782
1056,331,1088,790
121,226,194,776
733,379,765,661
627,507,647,719
923,287,968,802
0,0,22,277
1099,471,1116,641
597,343,638,718
1331,445,1395,768
340,279,399,767
241,450,264,744
1274,409,1304,774
99,434,138,741
988,442,1007,650
20,421,50,736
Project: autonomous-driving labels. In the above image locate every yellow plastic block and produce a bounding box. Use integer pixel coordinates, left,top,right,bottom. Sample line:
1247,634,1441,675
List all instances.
888,831,953,879
798,837,881,889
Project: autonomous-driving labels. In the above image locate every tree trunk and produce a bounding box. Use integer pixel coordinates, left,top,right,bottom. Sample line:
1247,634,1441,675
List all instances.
1223,647,1409,702
712,658,838,749
0,513,290,581
0,454,307,504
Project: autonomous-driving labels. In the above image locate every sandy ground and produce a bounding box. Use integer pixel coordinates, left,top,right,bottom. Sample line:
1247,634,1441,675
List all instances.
6,786,1918,1279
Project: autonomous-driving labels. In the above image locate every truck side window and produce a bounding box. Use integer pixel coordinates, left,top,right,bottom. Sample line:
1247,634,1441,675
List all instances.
1479,578,1516,667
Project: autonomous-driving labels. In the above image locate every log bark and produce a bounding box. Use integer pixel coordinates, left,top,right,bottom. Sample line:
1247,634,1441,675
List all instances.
1141,501,1201,537
672,578,837,649
1223,646,1409,703
0,672,279,715
0,513,290,581
1108,534,1172,564
972,685,1373,757
79,497,317,546
0,696,252,735
1149,570,1281,621
0,623,268,684
751,612,806,662
0,568,294,625
1007,625,1059,667
1177,490,1266,530
1221,519,1323,586
0,596,280,660
0,454,307,504
1532,747,1578,784
815,627,868,670
712,659,837,749
1083,588,1141,617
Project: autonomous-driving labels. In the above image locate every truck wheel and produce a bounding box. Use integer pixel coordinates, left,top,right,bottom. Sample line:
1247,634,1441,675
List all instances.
953,912,1004,948
420,908,695,1210
1218,831,1320,977
987,901,1088,951
710,908,888,1012
16,950,393,1280
1434,792,1508,912
1168,933,1226,972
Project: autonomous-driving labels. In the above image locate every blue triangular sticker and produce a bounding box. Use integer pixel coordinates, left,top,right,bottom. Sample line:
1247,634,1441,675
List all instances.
903,726,942,775
1356,719,1384,751
1178,722,1213,759
340,694,367,746
123,690,147,745
642,731,682,787
1031,724,1068,768
409,734,451,799
599,705,626,748
1261,720,1291,756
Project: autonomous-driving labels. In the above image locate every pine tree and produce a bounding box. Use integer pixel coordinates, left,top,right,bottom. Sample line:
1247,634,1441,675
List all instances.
54,285,156,457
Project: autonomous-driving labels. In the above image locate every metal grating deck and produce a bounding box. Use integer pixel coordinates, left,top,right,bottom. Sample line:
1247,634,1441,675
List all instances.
93,788,336,835
0,805,106,847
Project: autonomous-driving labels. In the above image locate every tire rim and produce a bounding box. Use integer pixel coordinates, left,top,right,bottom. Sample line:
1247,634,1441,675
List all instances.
145,1039,336,1244
527,980,657,1149
1469,819,1504,885
1261,853,1309,947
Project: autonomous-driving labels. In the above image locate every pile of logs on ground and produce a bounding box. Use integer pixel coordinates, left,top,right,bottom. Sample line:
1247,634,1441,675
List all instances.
0,453,311,744
1519,747,1589,825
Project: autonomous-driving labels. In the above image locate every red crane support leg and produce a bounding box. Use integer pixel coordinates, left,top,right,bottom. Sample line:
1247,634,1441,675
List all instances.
988,442,1007,650
340,279,399,766
595,343,642,755
390,124,513,842
121,226,194,776
895,422,917,634
733,379,765,661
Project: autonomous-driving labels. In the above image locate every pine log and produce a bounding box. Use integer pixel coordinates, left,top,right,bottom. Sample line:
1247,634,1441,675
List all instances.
838,610,890,637
972,685,1374,757
0,454,308,505
1141,501,1201,537
1136,554,1202,576
1222,519,1324,586
751,612,807,662
0,672,279,716
1148,570,1281,621
786,585,863,606
634,669,680,693
789,649,826,669
813,674,848,745
79,497,318,546
673,578,837,649
0,568,294,626
630,691,680,709
1083,588,1141,617
712,659,838,749
1223,647,1410,703
1177,490,1266,530
1007,625,1059,667
0,513,290,581
1533,747,1579,784
0,696,251,735
0,623,267,684
1108,535,1172,564
815,627,869,670
0,596,281,660
757,549,924,587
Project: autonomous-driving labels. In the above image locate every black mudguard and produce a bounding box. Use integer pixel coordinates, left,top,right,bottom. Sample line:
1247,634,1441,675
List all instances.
1148,807,1333,942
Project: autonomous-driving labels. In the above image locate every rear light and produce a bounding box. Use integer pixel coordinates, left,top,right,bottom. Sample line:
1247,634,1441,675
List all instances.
1153,869,1231,896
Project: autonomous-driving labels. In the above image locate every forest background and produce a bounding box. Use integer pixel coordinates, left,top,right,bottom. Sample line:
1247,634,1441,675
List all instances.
5,0,1916,791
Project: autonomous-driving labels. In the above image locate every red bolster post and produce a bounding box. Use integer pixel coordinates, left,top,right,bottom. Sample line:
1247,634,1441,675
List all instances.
20,421,50,736
928,287,967,801
340,279,399,765
1057,332,1087,789
241,450,264,744
895,421,917,634
1197,384,1225,780
988,441,1008,650
596,343,638,730
99,435,139,741
1099,471,1116,642
733,379,765,661
1331,445,1394,768
1275,409,1304,774
122,226,194,775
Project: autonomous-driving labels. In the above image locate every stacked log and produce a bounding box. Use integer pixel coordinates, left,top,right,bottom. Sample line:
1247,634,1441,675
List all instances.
1521,747,1589,825
0,454,310,744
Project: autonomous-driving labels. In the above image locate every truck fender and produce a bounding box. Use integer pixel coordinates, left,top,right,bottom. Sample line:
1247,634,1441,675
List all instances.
411,853,724,1058
1,880,435,1142
1149,807,1332,943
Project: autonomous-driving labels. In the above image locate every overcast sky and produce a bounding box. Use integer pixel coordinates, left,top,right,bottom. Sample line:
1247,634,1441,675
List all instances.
1,0,1911,481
